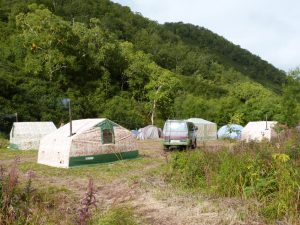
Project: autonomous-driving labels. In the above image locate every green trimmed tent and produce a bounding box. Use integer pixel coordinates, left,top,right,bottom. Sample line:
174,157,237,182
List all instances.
38,119,138,168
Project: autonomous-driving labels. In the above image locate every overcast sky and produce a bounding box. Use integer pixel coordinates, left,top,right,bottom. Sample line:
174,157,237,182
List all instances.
112,0,300,72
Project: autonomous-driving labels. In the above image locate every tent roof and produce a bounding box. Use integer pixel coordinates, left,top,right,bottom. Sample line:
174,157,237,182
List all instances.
47,118,106,139
187,118,215,125
244,121,277,130
218,124,244,130
141,125,159,129
11,122,56,133
218,124,244,139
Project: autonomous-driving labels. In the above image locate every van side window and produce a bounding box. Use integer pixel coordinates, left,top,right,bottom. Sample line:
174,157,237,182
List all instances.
187,123,193,131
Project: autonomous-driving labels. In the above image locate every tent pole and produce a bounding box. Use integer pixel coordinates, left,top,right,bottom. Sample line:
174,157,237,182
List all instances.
69,100,72,136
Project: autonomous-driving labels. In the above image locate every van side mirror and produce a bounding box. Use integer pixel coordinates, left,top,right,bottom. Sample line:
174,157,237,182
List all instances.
195,127,198,131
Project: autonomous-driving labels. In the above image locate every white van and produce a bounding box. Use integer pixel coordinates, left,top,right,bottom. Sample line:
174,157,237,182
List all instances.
162,120,197,150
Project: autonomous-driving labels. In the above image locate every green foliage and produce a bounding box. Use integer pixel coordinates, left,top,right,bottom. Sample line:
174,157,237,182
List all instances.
145,67,180,124
167,134,300,221
229,112,244,124
163,22,286,92
0,0,299,133
275,75,300,127
173,94,212,119
167,151,208,189
102,95,145,129
16,4,76,80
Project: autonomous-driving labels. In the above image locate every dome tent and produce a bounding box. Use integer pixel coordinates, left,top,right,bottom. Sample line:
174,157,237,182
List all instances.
218,124,243,139
187,118,217,141
137,125,161,140
10,122,57,150
38,118,138,168
241,121,278,142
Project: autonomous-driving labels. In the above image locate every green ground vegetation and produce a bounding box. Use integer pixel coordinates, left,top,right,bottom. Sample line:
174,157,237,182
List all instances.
166,130,300,223
93,206,139,225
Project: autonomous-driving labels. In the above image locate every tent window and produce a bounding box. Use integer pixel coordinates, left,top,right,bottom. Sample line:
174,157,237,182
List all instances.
102,129,113,144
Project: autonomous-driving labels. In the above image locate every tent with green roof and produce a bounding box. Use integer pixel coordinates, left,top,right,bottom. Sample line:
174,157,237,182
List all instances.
38,118,138,168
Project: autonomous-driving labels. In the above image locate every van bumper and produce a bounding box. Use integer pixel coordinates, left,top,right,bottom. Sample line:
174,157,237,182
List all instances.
163,140,190,146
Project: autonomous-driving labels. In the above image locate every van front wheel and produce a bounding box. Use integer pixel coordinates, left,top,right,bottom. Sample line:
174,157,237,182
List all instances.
192,140,197,149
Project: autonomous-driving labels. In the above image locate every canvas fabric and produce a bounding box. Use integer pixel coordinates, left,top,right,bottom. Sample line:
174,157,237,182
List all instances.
10,122,56,150
70,126,136,157
137,125,160,140
38,119,137,168
241,121,278,142
187,118,217,141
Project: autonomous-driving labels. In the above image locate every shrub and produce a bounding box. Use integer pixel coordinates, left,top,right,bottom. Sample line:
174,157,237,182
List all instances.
261,154,300,219
167,150,215,190
166,135,300,221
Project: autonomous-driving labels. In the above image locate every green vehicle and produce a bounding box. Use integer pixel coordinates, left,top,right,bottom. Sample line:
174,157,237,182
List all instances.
163,120,198,150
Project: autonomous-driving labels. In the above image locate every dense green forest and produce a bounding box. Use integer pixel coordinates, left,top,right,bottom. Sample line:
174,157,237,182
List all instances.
0,0,300,134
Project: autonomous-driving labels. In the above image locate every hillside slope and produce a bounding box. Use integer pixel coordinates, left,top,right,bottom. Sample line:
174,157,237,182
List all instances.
0,0,296,134
1,0,286,90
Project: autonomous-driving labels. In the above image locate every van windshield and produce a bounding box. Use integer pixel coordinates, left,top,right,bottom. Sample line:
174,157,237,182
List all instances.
165,121,186,132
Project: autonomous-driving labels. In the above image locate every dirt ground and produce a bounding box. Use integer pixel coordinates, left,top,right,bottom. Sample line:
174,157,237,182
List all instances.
0,139,264,225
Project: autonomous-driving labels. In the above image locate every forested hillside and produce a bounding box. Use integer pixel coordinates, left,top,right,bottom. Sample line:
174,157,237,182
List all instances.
0,0,299,134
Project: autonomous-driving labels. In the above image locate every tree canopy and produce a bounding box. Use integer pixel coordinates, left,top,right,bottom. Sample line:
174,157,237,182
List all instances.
0,0,299,135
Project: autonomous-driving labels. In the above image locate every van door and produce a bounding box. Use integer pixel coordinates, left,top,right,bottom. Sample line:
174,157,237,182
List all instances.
164,121,188,143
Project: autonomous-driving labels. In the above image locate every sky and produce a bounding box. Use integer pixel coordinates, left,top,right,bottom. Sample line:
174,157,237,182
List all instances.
112,0,300,72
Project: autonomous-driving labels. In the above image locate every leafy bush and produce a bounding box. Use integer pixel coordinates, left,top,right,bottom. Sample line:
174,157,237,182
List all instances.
167,151,217,190
166,134,300,221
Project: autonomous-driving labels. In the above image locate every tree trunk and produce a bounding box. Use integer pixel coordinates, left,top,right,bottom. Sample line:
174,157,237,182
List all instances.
150,85,162,125
151,99,156,125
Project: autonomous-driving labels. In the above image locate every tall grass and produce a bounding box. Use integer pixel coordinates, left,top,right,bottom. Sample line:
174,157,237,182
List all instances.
166,129,300,221
0,157,101,224
92,206,138,225
0,137,8,148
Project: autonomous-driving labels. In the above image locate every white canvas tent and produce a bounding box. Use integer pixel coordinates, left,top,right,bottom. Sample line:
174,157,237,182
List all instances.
9,122,57,150
187,118,217,141
241,121,278,142
38,118,138,168
137,125,161,140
